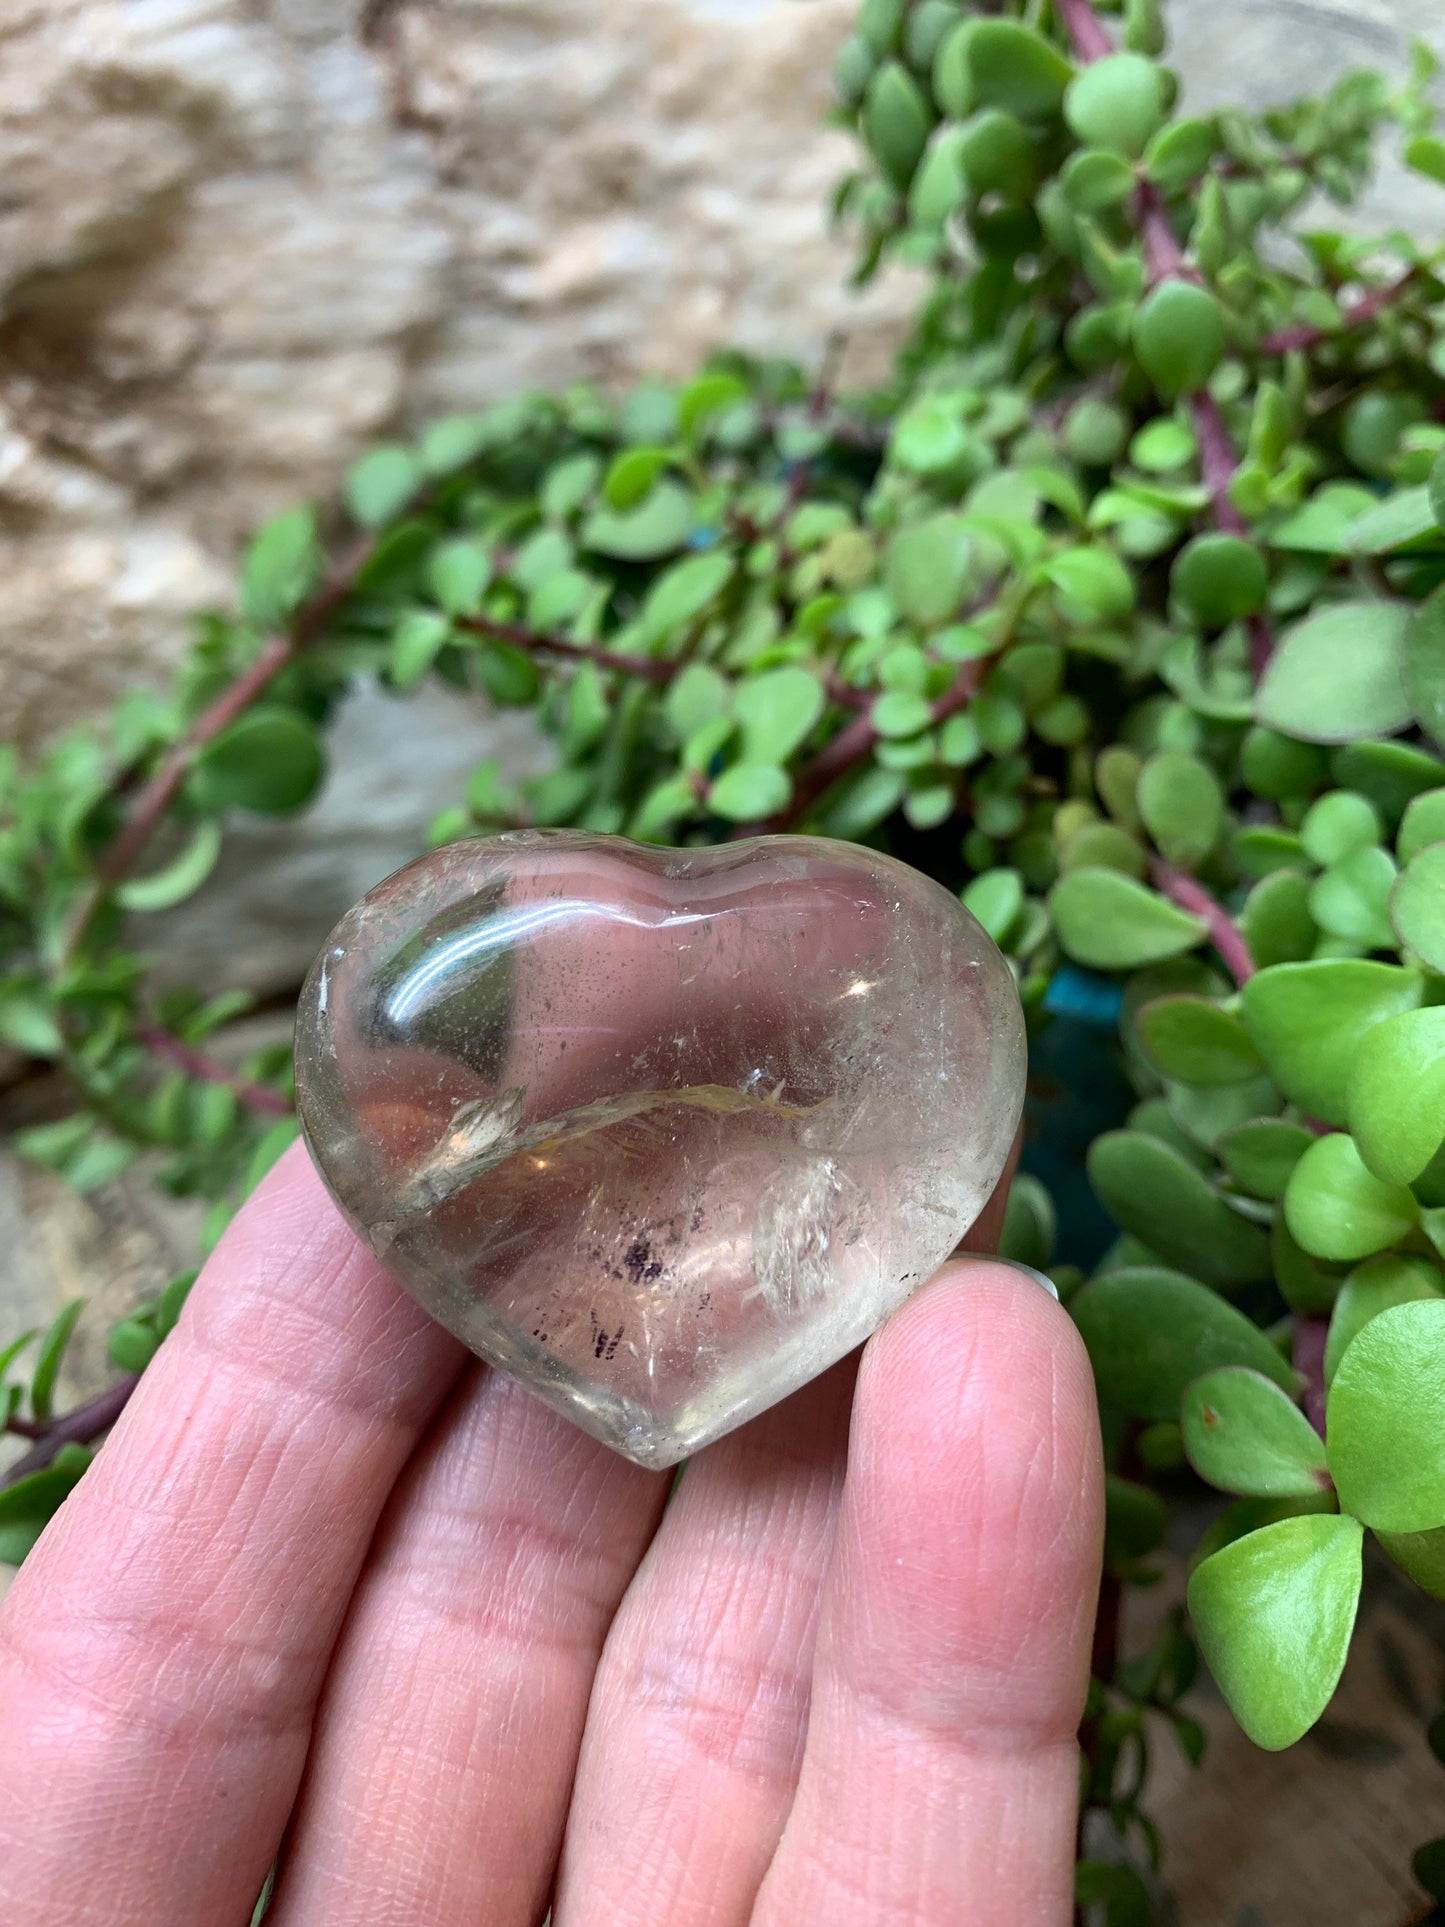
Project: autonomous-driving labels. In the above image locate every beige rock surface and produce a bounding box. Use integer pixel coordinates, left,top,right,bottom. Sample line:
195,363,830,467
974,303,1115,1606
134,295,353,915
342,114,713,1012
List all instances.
0,0,914,751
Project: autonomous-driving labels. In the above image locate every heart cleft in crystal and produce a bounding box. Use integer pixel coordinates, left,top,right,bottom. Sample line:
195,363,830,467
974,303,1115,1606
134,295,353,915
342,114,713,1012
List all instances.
295,830,1025,1468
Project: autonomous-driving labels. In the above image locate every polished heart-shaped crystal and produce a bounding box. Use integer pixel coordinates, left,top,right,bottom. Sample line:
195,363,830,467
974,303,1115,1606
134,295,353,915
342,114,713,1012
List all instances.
295,832,1024,1467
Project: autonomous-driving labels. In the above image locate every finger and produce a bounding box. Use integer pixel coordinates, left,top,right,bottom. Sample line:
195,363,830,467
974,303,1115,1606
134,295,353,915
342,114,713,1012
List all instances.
554,1358,855,1927
0,1143,466,1926
753,1261,1103,1927
266,1368,666,1926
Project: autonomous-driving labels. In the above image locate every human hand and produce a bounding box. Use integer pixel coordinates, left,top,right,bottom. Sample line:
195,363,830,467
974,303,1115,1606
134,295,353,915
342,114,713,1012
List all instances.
0,1141,1102,1925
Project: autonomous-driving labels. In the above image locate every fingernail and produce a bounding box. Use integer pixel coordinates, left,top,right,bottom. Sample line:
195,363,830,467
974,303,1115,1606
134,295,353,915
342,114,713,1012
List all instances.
993,1259,1060,1301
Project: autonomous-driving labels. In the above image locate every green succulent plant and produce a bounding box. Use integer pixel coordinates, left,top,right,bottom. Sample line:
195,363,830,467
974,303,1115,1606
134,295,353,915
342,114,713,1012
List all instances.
6,0,1445,1908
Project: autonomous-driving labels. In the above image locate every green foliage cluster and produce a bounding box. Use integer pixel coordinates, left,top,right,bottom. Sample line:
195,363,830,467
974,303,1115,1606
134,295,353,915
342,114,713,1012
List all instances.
6,0,1445,1904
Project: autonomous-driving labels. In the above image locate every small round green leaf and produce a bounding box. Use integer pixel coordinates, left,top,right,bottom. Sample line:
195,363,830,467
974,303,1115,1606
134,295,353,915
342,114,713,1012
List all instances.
676,373,750,441
1324,1253,1444,1386
1333,742,1445,822
1391,840,1445,971
1308,846,1397,950
1136,995,1263,1086
0,1443,94,1566
1327,1300,1445,1531
1182,1367,1329,1498
1146,116,1217,191
1187,1514,1362,1750
962,867,1024,945
1088,1131,1273,1289
909,127,968,228
1048,867,1206,969
1255,601,1414,744
963,18,1074,120
602,447,672,511
1133,282,1226,399
1065,52,1165,158
1405,590,1445,748
1300,791,1382,867
190,708,325,816
1071,1266,1297,1421
1060,147,1136,215
903,0,959,71
427,540,492,617
872,690,934,739
1399,789,1445,864
240,509,320,632
1137,748,1224,867
419,414,489,477
1378,1525,1445,1602
931,19,975,117
1043,546,1136,623
1217,1118,1314,1201
640,556,732,650
884,515,973,627
1064,397,1131,467
709,764,791,823
1240,870,1315,969
1347,1006,1445,1186
345,446,420,529
108,1317,161,1375
1105,1473,1168,1560
1171,534,1268,629
115,820,223,913
1239,960,1426,1126
664,664,729,744
734,668,825,765
1284,1132,1419,1262
583,481,694,560
391,609,452,690
1241,727,1330,803
863,60,933,189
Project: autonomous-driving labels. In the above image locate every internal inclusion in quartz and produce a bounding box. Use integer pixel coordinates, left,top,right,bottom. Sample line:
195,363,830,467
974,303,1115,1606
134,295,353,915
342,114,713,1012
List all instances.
295,832,1025,1469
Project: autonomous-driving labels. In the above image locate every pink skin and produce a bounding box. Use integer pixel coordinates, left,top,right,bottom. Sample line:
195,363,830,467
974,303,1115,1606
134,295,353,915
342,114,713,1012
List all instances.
0,1141,1103,1926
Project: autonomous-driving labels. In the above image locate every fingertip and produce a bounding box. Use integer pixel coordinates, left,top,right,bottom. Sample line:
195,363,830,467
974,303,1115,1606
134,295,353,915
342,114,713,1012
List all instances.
864,1257,1095,1465
840,1258,1103,1738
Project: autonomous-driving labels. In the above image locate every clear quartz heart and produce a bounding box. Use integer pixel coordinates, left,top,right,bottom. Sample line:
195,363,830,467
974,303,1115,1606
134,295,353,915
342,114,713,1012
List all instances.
295,831,1024,1468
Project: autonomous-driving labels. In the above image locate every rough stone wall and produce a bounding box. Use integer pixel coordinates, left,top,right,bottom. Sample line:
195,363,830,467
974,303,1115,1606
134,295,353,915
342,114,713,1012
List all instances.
0,0,913,751
6,0,1443,761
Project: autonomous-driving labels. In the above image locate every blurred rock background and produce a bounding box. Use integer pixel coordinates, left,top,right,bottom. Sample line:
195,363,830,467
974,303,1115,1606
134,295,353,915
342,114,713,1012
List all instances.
5,3,1445,1913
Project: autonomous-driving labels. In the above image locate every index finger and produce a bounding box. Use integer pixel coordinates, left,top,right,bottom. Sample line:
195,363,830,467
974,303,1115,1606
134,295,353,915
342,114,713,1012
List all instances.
0,1142,465,1926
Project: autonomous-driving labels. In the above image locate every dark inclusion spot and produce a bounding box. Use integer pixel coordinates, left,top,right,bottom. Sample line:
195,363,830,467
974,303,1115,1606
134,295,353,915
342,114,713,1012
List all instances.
589,1309,622,1361
623,1235,664,1284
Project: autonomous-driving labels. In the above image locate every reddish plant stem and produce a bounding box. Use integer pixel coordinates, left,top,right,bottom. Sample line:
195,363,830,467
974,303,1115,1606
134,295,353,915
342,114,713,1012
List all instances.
97,530,379,891
1063,2,1280,685
1149,857,1256,986
1192,391,1248,536
777,709,880,827
1,1376,140,1489
1139,186,1194,288
136,1022,292,1119
1056,0,1113,61
1261,269,1418,356
766,659,987,832
95,635,295,889
1293,1314,1330,1439
453,614,676,684
62,528,387,970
